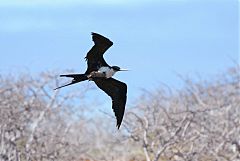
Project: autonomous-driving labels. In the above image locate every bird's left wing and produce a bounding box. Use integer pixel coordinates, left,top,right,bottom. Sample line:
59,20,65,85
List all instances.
94,78,127,129
85,33,113,74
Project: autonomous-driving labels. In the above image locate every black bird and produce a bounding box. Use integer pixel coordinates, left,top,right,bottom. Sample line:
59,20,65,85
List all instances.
55,32,128,129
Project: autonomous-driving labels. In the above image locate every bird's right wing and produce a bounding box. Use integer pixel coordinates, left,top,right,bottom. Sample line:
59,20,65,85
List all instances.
94,78,127,129
85,33,113,74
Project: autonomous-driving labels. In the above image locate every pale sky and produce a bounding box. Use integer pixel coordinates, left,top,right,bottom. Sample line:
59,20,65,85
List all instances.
0,0,183,6
0,0,238,102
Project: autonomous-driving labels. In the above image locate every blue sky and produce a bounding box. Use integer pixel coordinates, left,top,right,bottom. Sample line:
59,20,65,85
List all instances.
0,0,238,102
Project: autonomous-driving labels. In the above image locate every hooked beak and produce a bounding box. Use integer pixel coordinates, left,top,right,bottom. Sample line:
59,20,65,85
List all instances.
120,68,129,71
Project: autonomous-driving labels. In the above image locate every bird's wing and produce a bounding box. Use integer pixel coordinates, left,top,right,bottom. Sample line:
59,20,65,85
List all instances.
85,32,113,74
94,78,127,129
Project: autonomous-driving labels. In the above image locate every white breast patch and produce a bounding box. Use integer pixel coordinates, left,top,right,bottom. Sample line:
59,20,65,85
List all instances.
98,67,116,78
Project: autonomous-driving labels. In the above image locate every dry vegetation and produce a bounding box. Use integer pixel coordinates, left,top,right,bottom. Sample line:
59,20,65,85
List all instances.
0,66,239,161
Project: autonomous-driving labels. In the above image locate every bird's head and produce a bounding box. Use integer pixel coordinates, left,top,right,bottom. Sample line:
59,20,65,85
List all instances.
111,66,129,72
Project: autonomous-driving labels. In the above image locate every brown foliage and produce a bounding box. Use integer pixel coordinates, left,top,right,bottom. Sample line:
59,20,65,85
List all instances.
0,67,239,161
124,67,240,161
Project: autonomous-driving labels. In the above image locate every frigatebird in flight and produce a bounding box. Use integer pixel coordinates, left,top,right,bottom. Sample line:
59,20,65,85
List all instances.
55,32,128,129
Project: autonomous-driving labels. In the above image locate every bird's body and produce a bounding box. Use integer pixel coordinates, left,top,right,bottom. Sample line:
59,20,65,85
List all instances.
55,32,128,129
98,66,117,78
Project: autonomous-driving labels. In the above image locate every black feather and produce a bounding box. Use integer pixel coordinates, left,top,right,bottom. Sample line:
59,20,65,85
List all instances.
85,33,113,74
94,78,127,129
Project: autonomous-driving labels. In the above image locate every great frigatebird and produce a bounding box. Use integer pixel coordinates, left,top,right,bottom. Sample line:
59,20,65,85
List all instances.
55,32,128,129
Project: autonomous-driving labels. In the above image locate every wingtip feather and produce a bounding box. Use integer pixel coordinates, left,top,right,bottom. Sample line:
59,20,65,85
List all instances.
117,124,120,129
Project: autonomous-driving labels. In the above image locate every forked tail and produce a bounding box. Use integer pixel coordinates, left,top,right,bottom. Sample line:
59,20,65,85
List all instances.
54,74,88,90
